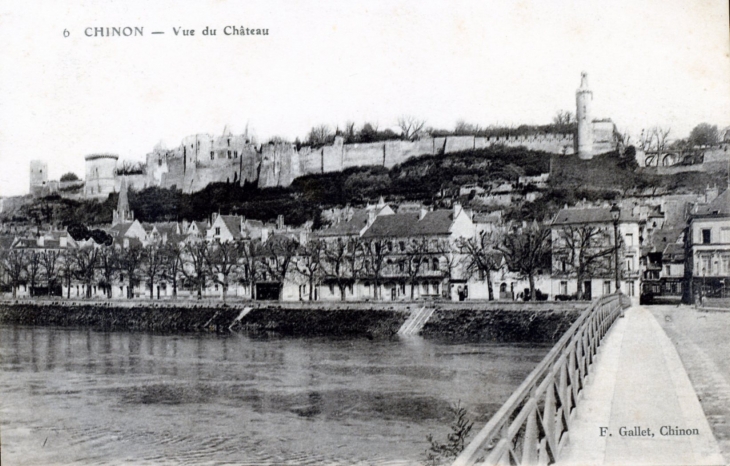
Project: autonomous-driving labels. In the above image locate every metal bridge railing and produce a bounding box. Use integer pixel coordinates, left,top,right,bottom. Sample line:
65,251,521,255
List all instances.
453,293,631,466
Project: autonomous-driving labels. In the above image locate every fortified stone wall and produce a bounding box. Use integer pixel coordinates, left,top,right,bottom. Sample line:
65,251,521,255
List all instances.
146,132,578,193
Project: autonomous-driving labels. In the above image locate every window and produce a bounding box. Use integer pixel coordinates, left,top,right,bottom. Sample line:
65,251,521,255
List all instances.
603,281,611,295
228,150,231,159
722,228,730,243
227,139,230,146
387,241,393,252
626,258,632,271
432,258,439,271
398,262,404,273
702,229,711,244
158,158,162,167
399,241,405,252
210,151,214,160
234,151,238,159
215,227,221,235
665,265,671,276
723,255,730,275
560,281,568,295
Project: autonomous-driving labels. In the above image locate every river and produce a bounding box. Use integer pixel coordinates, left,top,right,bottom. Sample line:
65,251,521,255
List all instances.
0,326,549,465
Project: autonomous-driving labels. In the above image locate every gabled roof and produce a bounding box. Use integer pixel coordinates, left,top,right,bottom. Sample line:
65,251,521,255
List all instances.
317,210,369,237
552,207,641,226
410,210,455,236
362,213,419,238
219,215,243,239
110,222,134,237
693,190,729,218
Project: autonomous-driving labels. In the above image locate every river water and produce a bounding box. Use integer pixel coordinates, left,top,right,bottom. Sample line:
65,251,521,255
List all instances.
0,326,549,465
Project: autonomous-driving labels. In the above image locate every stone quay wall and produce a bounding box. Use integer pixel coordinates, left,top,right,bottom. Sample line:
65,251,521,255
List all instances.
0,300,583,342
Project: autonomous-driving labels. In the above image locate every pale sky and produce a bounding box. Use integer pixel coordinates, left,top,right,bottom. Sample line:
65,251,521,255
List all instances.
1,0,728,196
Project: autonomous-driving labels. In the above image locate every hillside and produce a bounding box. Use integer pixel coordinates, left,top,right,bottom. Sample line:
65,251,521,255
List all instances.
5,146,727,227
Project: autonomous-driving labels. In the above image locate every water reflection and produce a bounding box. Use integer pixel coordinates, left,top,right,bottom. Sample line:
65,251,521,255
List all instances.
0,326,548,465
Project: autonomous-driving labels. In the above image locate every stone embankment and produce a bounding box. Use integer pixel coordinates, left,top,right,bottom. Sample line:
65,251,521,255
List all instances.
0,300,584,342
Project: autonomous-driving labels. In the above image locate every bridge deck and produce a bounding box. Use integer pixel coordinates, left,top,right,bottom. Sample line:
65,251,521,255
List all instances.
557,306,725,465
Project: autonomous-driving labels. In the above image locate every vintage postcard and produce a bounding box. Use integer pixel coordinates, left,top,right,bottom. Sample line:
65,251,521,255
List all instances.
1,1,729,465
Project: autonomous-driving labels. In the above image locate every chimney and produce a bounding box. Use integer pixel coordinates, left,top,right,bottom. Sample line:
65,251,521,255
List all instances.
276,214,284,230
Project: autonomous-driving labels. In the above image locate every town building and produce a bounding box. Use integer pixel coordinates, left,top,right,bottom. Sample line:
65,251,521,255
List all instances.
686,189,730,302
550,205,644,300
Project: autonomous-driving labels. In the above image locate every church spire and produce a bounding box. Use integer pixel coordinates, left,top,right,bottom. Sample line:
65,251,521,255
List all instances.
112,178,133,226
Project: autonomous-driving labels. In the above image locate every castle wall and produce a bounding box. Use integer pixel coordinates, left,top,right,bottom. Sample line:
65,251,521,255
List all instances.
145,131,579,193
445,135,476,153
343,142,386,169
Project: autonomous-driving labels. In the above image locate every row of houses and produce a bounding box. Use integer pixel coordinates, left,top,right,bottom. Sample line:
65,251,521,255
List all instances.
2,183,728,303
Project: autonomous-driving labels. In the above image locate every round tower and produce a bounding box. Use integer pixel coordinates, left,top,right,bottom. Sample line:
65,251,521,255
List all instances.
576,71,594,160
85,154,118,199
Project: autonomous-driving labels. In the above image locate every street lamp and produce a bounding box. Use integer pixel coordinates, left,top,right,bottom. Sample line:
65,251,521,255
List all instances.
610,204,621,294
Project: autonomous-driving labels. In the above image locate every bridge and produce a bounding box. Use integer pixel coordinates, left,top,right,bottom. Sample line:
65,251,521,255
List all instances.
453,294,726,466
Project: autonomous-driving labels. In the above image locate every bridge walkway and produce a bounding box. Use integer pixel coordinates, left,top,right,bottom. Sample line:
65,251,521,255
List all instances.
556,305,725,465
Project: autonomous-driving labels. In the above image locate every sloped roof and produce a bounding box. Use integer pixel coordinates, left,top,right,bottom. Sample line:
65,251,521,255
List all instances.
110,222,134,237
650,227,683,250
694,190,730,217
317,210,370,237
219,215,243,239
362,213,419,238
663,243,685,262
410,210,455,236
552,207,641,226
0,235,15,250
154,222,180,236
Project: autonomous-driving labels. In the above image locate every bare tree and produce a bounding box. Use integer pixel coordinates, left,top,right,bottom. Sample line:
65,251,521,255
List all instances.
397,115,427,141
552,110,574,127
651,127,671,155
72,247,100,298
1,249,26,299
203,240,242,303
41,250,62,296
238,239,262,300
259,236,299,300
294,238,324,300
552,225,616,300
457,231,504,301
361,238,390,300
161,241,184,299
434,239,459,295
58,250,75,299
403,238,430,299
118,244,143,299
321,237,361,301
141,243,166,299
26,250,42,297
307,124,334,146
97,246,119,298
498,223,551,300
181,241,209,300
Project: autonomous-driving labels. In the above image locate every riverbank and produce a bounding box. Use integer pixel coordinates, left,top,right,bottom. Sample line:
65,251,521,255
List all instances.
0,300,585,342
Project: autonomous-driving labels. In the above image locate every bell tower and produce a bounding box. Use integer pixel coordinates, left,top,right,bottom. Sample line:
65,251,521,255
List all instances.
576,71,594,160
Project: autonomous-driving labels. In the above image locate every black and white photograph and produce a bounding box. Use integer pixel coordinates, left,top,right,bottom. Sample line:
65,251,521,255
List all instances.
0,1,729,464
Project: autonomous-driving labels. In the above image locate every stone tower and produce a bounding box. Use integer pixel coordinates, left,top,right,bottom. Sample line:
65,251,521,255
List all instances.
29,160,48,197
112,177,133,226
576,72,594,160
